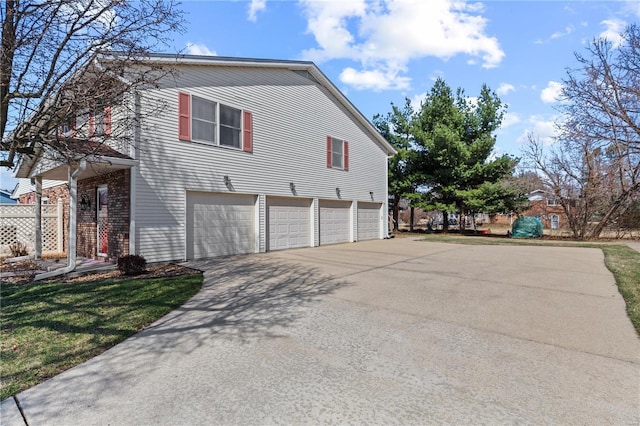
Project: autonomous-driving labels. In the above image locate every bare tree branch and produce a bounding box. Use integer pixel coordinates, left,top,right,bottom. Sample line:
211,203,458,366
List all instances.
1,0,185,168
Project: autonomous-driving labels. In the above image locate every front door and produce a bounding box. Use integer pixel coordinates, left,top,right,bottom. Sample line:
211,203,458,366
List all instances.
97,185,108,256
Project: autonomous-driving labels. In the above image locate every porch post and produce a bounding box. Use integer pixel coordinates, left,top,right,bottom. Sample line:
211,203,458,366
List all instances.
67,161,86,269
57,199,63,253
34,176,42,259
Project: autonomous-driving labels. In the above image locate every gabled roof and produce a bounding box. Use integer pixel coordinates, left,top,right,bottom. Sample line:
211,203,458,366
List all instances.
126,53,396,156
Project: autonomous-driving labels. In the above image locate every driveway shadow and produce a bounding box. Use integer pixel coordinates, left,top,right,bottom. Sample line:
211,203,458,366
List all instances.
15,253,351,424
135,253,350,346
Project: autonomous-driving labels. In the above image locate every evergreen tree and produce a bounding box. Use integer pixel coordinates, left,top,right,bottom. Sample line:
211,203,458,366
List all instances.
413,78,515,231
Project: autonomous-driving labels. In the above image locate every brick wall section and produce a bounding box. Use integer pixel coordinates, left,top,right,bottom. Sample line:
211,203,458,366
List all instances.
526,200,567,228
77,170,130,261
491,200,568,228
19,184,70,253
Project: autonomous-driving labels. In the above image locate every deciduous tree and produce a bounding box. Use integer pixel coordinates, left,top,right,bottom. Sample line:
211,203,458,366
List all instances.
525,24,640,238
1,0,185,168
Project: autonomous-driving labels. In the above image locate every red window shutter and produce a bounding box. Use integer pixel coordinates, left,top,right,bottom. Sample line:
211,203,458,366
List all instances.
343,141,349,171
243,110,253,153
88,114,95,138
71,117,77,137
326,136,332,168
178,91,191,141
104,106,112,135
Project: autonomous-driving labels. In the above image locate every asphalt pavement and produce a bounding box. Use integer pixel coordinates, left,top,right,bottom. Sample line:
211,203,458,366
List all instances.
2,238,639,425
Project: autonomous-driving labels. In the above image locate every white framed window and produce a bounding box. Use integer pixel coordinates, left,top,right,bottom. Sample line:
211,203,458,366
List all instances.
326,136,349,171
188,96,244,149
93,109,106,136
547,198,560,206
219,104,242,148
192,96,217,144
331,138,343,169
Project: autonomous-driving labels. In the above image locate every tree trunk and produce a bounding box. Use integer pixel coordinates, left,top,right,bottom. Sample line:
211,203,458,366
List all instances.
409,206,415,232
392,198,399,231
442,211,449,232
589,183,640,238
1,0,17,158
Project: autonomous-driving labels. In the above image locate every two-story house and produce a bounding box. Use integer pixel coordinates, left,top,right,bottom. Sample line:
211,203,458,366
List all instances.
13,54,395,263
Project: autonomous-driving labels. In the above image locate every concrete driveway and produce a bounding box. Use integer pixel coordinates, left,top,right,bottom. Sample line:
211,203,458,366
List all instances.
2,239,639,425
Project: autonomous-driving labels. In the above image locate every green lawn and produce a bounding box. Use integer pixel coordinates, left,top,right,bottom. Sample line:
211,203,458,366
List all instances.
0,273,203,400
418,233,640,336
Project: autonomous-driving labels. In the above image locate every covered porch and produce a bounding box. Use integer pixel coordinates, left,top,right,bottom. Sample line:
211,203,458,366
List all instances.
13,142,136,279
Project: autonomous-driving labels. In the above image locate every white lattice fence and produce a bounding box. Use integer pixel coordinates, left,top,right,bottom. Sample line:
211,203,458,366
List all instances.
0,200,63,256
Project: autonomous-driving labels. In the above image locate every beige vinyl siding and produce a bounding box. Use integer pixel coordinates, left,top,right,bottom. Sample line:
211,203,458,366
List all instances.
133,65,388,262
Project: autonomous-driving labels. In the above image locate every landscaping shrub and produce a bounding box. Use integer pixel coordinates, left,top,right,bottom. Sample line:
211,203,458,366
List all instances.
9,242,29,257
117,255,147,276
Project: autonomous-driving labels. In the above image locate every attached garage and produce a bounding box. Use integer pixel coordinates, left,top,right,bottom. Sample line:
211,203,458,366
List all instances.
186,192,256,259
319,200,351,245
357,202,382,241
267,197,312,251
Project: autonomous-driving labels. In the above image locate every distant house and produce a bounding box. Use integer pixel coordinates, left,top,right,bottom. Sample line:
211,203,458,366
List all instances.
12,179,67,205
492,189,568,229
0,189,17,204
13,54,395,263
525,190,567,230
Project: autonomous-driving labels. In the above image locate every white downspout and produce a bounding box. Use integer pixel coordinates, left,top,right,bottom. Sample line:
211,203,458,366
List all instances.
34,160,86,281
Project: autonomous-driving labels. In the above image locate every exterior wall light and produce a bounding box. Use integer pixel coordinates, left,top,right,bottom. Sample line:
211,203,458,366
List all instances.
80,194,91,211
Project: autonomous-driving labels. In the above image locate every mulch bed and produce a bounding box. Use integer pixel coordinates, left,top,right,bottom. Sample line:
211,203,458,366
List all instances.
0,260,201,285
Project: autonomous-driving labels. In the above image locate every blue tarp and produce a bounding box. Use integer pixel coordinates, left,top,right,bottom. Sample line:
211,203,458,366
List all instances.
512,216,543,238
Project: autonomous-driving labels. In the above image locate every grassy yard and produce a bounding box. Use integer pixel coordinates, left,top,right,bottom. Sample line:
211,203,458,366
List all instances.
0,273,203,400
417,233,640,336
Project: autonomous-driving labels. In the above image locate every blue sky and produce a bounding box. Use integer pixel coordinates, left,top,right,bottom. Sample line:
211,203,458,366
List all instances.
2,0,638,190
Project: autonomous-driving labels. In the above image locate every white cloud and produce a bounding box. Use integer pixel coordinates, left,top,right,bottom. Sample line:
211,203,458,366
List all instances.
410,92,427,112
540,81,563,104
600,19,626,48
248,0,267,22
516,116,558,146
186,42,216,56
299,0,505,91
496,83,515,96
550,25,575,40
465,96,479,108
501,112,521,129
339,67,411,91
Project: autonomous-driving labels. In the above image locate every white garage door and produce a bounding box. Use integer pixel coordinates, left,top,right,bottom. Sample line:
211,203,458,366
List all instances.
319,200,351,245
186,192,256,259
267,197,311,251
357,202,381,241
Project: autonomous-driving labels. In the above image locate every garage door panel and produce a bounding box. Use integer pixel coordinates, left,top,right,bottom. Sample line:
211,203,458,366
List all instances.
357,202,381,241
267,197,311,251
187,192,256,259
319,200,351,245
